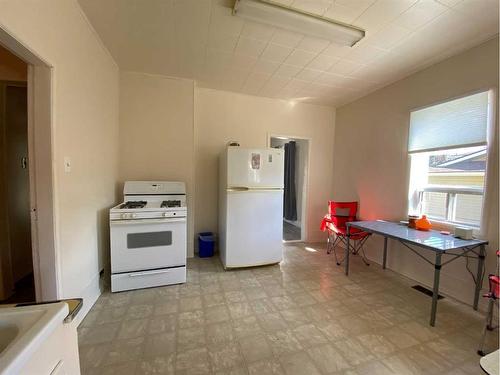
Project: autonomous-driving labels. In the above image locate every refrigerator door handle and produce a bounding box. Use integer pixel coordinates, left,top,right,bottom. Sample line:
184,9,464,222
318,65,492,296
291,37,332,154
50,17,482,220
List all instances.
227,187,283,192
227,187,250,192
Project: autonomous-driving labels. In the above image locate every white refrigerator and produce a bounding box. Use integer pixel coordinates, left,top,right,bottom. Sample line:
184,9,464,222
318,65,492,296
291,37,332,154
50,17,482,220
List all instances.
219,147,284,269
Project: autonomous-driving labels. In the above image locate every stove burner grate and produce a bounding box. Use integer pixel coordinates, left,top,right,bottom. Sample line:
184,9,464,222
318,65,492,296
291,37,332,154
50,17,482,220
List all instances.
120,201,147,209
162,200,181,208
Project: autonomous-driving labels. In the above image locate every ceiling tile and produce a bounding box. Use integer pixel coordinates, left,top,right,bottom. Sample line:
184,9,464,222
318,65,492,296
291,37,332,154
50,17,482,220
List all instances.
307,53,340,70
296,68,323,81
271,29,304,48
221,67,250,90
335,0,377,9
241,21,276,41
231,54,258,70
291,0,333,15
272,0,294,5
205,48,233,66
394,0,448,30
207,31,239,52
322,42,352,58
282,78,309,92
253,59,280,74
275,64,302,77
235,37,267,57
453,0,499,24
324,3,370,24
344,44,387,63
263,75,291,90
364,23,413,49
354,0,418,31
261,43,294,63
435,0,461,6
296,36,330,53
79,0,499,107
284,49,317,67
209,4,244,36
329,59,366,76
243,72,271,93
315,72,345,87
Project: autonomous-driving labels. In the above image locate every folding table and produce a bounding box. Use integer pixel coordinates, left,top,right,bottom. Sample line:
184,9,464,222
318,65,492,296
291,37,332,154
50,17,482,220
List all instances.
345,220,488,326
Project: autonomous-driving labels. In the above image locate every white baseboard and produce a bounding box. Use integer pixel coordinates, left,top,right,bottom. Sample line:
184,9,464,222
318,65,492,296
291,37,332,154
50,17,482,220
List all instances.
71,272,102,328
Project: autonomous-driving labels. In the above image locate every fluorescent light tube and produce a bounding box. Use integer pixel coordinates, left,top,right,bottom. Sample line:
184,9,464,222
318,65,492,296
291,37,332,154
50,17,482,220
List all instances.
233,0,365,47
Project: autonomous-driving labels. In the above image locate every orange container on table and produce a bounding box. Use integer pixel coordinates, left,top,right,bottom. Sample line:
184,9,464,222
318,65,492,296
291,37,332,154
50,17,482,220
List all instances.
416,215,432,231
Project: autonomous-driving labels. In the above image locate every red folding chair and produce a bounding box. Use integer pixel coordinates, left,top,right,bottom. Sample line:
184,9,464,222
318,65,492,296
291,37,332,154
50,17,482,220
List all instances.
478,250,500,356
320,201,371,266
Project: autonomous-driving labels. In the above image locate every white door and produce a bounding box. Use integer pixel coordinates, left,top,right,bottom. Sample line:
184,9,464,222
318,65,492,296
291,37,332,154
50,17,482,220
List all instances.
110,218,187,273
227,148,284,188
225,189,283,268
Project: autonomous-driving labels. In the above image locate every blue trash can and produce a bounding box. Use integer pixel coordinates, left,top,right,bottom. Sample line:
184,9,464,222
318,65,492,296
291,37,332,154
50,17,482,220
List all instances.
198,232,215,258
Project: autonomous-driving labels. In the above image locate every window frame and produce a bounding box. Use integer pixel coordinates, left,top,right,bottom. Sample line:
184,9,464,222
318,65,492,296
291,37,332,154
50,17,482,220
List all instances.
418,185,484,228
406,89,493,231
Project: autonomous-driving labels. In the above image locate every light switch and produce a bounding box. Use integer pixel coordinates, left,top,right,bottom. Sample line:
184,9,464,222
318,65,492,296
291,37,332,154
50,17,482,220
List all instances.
64,157,72,173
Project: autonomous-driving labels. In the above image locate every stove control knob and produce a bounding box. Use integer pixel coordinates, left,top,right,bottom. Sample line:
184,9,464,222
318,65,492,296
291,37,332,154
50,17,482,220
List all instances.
121,213,127,219
163,212,169,217
131,213,137,218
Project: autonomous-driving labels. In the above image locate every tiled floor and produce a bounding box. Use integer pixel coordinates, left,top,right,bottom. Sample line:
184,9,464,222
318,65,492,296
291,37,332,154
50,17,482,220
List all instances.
78,243,498,375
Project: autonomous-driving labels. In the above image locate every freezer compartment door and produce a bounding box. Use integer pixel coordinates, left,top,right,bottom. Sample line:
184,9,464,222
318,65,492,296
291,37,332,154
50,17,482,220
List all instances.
225,189,283,268
227,148,284,188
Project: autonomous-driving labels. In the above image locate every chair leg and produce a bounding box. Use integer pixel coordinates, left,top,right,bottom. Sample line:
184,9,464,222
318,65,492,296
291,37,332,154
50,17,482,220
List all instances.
478,298,495,356
487,297,495,330
331,236,345,266
347,236,370,266
327,234,338,254
332,238,343,266
356,237,370,266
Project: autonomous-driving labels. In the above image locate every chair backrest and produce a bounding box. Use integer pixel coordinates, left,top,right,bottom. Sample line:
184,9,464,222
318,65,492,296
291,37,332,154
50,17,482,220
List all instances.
328,201,358,217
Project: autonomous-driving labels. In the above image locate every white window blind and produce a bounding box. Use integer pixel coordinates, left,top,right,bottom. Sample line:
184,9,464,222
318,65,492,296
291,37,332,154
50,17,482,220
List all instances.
408,91,489,153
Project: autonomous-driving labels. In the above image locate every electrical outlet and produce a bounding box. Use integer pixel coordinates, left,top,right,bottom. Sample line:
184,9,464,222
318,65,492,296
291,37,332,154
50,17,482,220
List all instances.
64,157,72,173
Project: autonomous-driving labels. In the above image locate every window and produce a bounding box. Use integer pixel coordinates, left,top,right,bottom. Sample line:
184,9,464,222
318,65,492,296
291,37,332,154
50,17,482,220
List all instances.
408,91,491,229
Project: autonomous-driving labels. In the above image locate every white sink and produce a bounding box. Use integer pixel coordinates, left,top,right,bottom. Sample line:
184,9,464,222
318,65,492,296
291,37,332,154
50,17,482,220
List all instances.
0,302,68,374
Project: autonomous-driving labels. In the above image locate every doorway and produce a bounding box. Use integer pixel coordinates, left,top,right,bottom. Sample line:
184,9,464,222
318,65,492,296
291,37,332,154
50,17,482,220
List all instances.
0,30,58,303
269,135,309,242
0,45,34,303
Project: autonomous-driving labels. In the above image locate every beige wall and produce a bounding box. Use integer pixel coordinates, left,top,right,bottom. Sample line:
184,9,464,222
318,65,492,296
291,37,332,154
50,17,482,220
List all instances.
118,75,335,254
195,88,335,243
333,37,499,306
0,0,120,306
0,44,26,81
119,72,195,255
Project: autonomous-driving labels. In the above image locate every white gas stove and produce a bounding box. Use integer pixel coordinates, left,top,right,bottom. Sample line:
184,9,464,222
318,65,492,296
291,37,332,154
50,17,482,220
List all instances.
110,181,187,292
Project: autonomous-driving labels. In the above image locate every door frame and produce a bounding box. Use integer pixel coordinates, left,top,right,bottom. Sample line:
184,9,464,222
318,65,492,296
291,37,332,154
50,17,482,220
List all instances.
0,26,59,301
267,133,311,243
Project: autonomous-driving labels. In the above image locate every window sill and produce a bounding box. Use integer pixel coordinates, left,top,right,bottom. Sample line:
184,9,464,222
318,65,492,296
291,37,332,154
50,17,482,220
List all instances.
427,218,481,233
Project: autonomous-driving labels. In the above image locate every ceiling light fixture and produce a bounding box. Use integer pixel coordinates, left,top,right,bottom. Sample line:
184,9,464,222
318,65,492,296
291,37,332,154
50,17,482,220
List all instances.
233,0,365,47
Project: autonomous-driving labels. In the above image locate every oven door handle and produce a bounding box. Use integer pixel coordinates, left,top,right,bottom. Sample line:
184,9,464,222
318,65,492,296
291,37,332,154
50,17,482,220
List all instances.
129,269,172,277
110,218,186,226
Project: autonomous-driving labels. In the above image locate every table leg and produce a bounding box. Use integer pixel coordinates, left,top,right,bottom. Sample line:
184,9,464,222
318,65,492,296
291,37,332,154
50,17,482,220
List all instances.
345,225,350,276
473,244,486,310
383,237,388,269
430,253,442,327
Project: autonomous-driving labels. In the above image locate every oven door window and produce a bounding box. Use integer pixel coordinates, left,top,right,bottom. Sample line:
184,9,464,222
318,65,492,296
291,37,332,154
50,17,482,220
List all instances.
127,231,172,249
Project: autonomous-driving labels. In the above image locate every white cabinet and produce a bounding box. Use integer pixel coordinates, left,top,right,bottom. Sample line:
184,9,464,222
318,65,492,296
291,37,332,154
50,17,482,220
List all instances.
19,320,80,375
